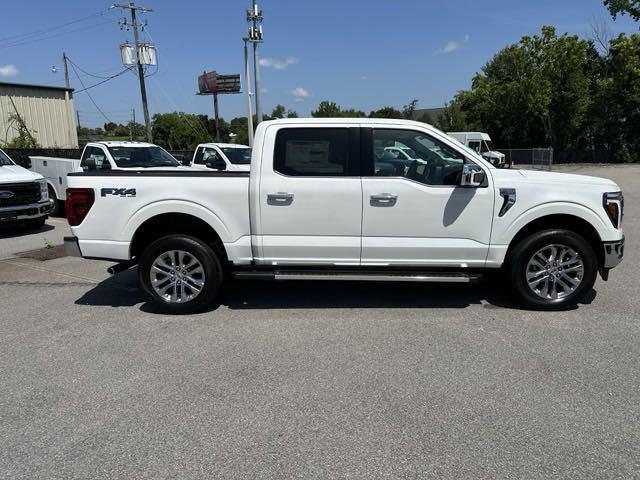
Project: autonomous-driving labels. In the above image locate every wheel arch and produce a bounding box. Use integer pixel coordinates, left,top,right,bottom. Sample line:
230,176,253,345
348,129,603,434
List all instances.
129,212,228,265
505,213,603,267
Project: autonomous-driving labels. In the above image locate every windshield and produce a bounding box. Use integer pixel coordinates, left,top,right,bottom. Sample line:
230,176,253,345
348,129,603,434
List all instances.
0,149,15,166
107,146,180,168
220,147,252,165
483,140,495,152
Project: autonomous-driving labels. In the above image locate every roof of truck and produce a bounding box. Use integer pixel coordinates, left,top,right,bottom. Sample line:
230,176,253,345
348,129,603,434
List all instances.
198,143,250,149
90,141,158,148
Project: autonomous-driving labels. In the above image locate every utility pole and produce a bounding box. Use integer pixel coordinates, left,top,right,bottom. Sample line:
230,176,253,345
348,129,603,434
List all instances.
212,93,219,139
113,3,153,143
246,1,264,124
243,38,254,146
62,52,70,89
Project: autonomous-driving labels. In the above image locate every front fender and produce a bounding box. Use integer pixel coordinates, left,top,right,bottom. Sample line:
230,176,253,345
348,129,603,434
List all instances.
496,201,613,245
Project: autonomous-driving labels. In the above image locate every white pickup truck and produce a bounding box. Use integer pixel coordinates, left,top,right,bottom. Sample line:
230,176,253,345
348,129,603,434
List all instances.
0,148,52,228
32,141,183,215
190,143,252,171
64,119,625,313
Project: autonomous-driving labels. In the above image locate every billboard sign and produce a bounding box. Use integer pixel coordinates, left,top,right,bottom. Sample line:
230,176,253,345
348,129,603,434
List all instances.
198,71,241,94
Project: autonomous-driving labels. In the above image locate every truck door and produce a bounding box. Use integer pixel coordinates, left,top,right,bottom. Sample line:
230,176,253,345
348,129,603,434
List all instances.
256,125,362,265
360,127,494,267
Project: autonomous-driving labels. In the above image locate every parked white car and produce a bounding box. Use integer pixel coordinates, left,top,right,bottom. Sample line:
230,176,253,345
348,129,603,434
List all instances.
0,148,52,228
190,143,252,171
448,132,507,167
65,118,624,313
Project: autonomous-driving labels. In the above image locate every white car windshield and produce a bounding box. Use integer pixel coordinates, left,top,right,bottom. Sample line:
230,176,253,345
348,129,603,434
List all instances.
220,147,252,165
0,149,15,166
107,146,180,168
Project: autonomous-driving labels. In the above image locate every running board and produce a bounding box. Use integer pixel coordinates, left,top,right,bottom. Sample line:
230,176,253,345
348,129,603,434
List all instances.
233,271,483,283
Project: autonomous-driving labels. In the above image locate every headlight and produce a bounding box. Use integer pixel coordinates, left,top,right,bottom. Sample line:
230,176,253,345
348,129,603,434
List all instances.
38,178,48,202
603,192,623,229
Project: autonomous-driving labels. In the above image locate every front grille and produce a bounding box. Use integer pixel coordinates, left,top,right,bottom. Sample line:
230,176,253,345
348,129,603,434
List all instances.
0,182,41,207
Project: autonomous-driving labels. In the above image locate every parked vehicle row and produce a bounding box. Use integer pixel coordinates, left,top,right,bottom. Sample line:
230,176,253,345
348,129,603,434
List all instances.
64,118,624,313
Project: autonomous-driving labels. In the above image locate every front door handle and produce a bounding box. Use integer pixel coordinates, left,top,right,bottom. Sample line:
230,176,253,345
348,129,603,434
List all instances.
267,192,294,205
370,193,398,207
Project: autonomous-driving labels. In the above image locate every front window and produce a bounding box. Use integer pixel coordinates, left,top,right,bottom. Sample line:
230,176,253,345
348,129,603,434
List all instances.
0,149,15,166
373,129,470,186
107,146,180,168
221,147,252,165
483,140,495,152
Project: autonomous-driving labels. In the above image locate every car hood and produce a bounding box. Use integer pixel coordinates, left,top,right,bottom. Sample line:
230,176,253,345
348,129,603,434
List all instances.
0,164,43,183
492,168,619,189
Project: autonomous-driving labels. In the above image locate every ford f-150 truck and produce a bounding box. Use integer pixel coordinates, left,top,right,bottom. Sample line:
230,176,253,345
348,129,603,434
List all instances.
0,147,52,228
64,119,625,313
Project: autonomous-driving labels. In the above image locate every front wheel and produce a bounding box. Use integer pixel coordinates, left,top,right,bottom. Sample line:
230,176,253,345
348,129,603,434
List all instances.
138,235,223,314
509,229,597,310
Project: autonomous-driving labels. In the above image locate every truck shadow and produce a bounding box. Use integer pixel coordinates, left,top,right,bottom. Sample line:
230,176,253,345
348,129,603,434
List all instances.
0,224,55,239
74,267,595,312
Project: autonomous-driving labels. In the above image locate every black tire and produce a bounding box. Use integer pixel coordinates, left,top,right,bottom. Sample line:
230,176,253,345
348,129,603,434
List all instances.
509,229,597,310
138,235,223,314
48,186,61,217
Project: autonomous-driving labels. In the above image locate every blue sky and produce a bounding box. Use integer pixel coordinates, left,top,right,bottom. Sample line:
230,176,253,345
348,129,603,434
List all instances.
1,0,637,127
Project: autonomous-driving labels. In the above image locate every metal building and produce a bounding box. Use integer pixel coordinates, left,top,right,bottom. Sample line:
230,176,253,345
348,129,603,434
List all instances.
0,81,78,148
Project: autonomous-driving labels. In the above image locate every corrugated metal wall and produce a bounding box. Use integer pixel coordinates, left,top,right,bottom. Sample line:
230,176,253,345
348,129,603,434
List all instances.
0,85,78,148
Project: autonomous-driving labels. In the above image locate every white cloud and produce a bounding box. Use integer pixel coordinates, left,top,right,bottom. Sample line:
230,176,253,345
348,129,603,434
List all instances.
259,57,298,70
438,40,461,54
361,76,368,81
464,34,470,43
0,64,18,77
261,87,269,94
291,87,310,101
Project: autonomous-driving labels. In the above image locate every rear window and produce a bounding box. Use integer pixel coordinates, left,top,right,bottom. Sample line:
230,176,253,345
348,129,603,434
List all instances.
274,128,350,176
221,147,252,165
107,147,180,168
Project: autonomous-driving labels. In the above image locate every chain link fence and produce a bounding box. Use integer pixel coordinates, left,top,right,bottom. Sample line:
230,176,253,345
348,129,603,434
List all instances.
499,148,554,170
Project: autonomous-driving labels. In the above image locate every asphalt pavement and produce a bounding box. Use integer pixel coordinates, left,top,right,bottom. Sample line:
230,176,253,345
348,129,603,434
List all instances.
0,164,638,479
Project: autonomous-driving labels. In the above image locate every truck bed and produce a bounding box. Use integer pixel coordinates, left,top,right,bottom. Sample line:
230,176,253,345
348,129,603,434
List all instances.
67,170,251,262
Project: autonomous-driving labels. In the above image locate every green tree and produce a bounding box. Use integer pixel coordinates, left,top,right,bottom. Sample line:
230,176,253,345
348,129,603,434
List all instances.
604,0,640,20
151,112,214,149
435,100,473,132
458,26,595,149
311,101,343,117
369,106,404,119
3,113,39,148
402,99,419,119
271,104,286,119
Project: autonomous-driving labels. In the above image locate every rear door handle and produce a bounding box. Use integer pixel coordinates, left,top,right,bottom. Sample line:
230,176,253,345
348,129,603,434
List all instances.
370,193,398,206
267,192,294,205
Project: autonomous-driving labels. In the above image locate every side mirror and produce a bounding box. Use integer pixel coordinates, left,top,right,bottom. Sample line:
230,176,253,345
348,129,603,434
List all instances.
207,158,227,170
83,158,97,171
460,164,485,187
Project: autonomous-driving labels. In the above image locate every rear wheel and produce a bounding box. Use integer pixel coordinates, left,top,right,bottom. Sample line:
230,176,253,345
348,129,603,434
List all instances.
509,229,597,310
138,235,223,314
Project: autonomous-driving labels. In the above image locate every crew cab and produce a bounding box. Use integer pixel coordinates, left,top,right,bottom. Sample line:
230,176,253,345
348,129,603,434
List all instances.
190,143,252,171
65,119,625,314
0,148,52,228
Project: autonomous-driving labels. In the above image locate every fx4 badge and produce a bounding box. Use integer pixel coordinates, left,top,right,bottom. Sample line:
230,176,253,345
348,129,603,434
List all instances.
101,188,136,198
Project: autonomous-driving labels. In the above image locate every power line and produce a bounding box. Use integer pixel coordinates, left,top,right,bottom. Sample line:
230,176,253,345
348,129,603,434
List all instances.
74,67,132,93
68,61,114,124
0,19,115,50
66,57,125,80
0,10,110,44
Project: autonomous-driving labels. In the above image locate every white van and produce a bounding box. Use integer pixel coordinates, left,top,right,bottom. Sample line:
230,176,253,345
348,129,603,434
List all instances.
29,156,81,216
447,132,507,167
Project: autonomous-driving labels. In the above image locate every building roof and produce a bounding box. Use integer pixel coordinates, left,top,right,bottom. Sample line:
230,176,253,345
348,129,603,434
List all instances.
0,81,74,93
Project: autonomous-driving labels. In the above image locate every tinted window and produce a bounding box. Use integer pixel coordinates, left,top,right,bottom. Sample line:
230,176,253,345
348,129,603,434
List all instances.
81,146,110,171
373,129,468,186
0,149,14,166
274,128,350,176
107,146,180,168
221,147,252,165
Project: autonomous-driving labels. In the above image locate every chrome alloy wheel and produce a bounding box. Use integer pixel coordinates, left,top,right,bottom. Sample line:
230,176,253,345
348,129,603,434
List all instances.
526,244,584,301
150,250,205,303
